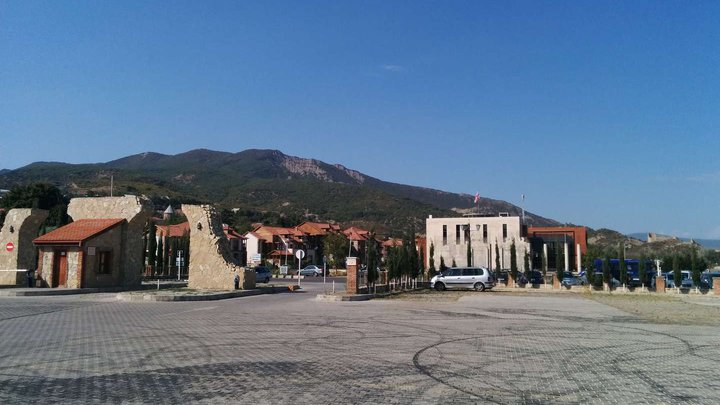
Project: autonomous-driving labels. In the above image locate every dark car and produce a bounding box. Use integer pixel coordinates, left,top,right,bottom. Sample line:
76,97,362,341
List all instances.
254,266,271,283
700,272,720,289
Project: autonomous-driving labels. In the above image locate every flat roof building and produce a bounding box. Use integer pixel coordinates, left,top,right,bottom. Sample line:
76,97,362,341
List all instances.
425,215,530,272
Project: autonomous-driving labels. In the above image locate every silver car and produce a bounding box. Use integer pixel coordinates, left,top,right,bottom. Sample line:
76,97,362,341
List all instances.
431,267,495,292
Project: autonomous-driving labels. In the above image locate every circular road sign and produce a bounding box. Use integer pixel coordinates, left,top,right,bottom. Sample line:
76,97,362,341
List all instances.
295,250,305,260
6,242,15,252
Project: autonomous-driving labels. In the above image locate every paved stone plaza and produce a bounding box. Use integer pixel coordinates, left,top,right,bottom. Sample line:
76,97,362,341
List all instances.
1,286,719,404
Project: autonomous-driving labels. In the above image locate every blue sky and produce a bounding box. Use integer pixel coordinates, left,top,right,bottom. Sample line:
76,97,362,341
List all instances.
1,1,719,238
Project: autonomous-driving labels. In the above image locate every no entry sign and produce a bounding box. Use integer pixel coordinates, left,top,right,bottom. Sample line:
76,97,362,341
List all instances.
6,242,14,252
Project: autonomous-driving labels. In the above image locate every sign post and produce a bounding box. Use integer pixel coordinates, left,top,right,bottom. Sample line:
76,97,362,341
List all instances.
176,250,184,281
6,242,14,252
295,250,305,286
323,255,327,290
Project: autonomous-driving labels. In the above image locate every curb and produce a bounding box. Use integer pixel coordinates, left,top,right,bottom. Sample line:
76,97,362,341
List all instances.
316,294,374,302
115,286,290,302
0,287,123,297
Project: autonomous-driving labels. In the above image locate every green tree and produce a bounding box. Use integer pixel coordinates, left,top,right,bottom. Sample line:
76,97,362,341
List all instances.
418,247,425,279
495,242,501,273
619,243,627,286
584,252,595,286
366,231,379,287
156,237,164,275
386,246,399,281
428,242,436,277
510,239,518,282
556,243,565,283
407,229,420,279
323,232,349,270
691,248,700,286
603,256,611,287
672,255,681,289
0,183,70,228
523,250,530,278
439,256,447,273
451,258,457,267
147,222,157,274
638,256,647,287
466,241,472,267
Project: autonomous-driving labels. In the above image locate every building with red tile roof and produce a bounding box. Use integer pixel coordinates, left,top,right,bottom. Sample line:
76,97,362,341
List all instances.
34,219,127,288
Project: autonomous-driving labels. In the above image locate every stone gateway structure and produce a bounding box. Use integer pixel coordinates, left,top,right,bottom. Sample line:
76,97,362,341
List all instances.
32,196,152,289
183,204,255,290
0,209,49,285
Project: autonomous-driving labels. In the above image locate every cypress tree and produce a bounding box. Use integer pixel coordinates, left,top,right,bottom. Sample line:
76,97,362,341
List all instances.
451,258,457,268
691,248,700,286
556,243,564,283
156,237,164,275
639,255,647,287
495,242,501,273
439,256,447,273
147,222,157,275
366,231,379,287
523,250,530,278
603,256,611,287
466,241,472,267
619,243,627,286
510,239,518,282
673,254,681,289
428,242,436,277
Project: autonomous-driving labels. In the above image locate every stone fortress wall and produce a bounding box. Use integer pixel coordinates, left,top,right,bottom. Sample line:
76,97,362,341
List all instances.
0,209,49,285
67,196,152,288
183,204,255,290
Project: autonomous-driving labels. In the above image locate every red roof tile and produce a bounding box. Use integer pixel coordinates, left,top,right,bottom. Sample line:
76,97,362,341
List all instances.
34,219,125,245
157,222,190,238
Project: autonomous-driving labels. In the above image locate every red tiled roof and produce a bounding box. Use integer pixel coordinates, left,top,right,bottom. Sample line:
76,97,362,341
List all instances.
34,219,125,245
157,222,190,238
268,249,294,257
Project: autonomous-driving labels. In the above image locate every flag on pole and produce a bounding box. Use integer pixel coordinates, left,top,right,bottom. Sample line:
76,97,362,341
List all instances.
474,192,480,204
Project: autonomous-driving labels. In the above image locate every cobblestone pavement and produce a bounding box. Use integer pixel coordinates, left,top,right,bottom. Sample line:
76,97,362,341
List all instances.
1,289,719,404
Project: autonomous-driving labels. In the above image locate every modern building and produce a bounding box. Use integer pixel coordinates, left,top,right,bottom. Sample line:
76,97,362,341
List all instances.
425,214,530,271
526,226,587,272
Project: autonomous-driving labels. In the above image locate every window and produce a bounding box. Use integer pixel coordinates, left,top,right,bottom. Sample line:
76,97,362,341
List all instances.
447,268,461,276
502,224,508,241
97,251,111,275
456,225,461,244
462,268,475,276
442,225,447,245
483,224,488,243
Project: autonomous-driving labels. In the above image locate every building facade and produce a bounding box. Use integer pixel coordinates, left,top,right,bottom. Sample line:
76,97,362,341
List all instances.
425,215,530,271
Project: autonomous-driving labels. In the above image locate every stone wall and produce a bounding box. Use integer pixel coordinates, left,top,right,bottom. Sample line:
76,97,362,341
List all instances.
68,196,152,288
183,204,255,290
0,209,48,285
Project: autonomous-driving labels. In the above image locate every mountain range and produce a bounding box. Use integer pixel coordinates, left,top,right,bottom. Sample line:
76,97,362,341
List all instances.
0,149,559,232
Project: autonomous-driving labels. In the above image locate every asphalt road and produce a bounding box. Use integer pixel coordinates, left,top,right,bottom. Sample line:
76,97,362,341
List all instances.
1,288,719,403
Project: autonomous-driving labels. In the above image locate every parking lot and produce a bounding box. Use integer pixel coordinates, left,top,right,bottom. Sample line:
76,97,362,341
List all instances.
1,287,720,404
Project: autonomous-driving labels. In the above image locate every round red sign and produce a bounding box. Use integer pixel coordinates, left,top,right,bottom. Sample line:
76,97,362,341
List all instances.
6,242,14,252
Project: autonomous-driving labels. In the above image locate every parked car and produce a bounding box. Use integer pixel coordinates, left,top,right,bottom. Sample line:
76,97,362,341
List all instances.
254,266,271,283
700,271,720,289
430,267,495,292
561,274,585,287
495,270,509,285
665,271,692,288
526,270,544,284
299,265,323,277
